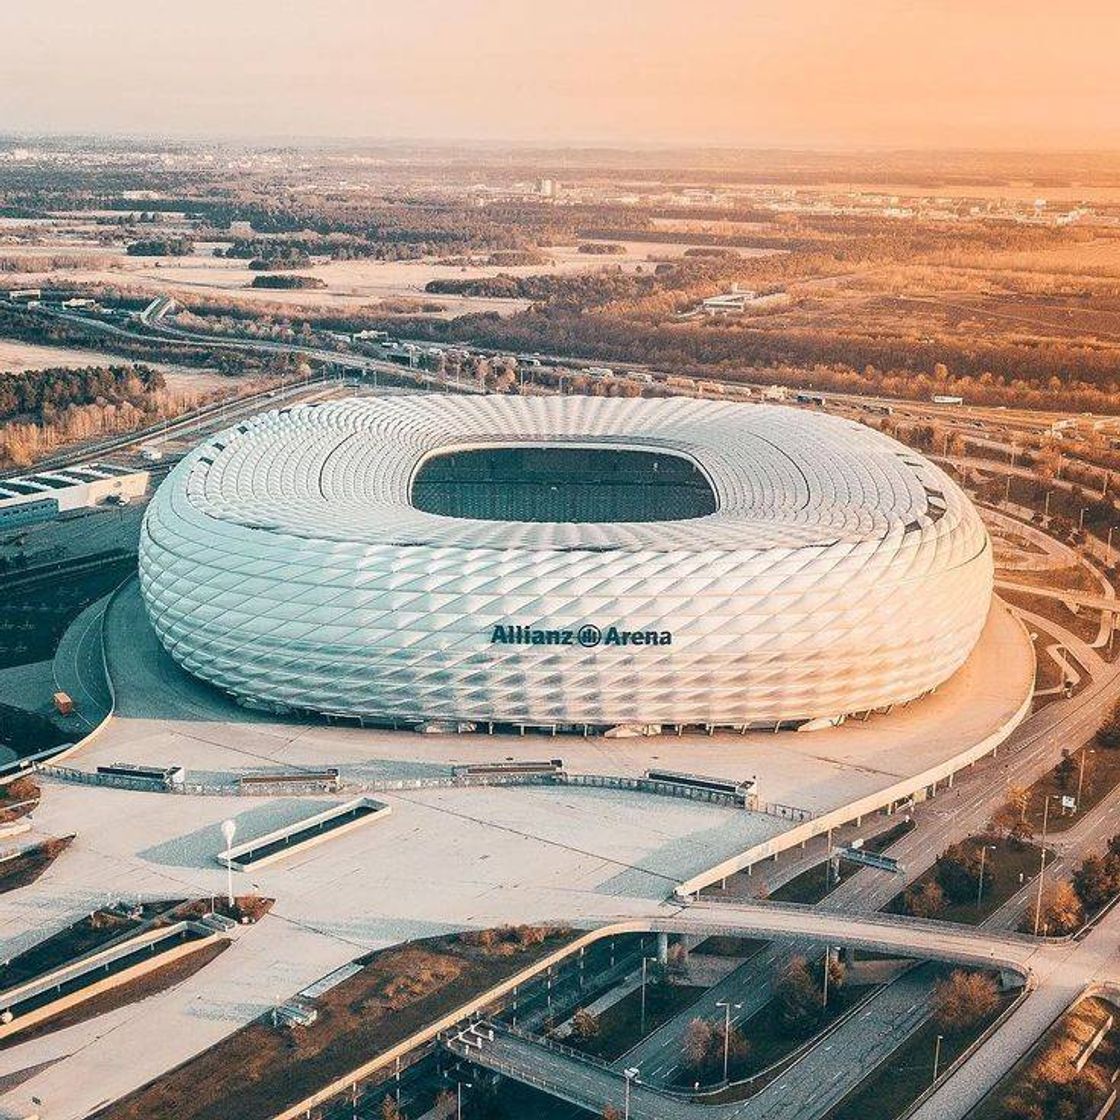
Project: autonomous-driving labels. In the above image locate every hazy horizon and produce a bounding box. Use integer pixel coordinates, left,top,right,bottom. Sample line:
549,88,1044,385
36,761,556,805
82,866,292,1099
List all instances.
2,0,1119,150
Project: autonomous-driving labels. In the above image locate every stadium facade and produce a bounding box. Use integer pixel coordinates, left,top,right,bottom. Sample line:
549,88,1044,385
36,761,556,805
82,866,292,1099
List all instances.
138,395,994,732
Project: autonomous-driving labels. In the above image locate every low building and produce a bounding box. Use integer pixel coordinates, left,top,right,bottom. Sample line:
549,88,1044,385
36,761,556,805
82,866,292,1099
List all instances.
699,287,789,316
0,463,150,529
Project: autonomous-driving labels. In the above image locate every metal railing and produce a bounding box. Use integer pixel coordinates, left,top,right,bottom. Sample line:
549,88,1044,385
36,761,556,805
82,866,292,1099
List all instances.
39,764,778,810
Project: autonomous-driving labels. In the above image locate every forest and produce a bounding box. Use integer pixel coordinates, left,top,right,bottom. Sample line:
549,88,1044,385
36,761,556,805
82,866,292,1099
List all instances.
0,364,165,424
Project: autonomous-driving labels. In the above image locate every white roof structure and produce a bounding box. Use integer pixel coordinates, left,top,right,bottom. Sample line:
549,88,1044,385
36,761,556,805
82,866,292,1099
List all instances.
139,395,993,730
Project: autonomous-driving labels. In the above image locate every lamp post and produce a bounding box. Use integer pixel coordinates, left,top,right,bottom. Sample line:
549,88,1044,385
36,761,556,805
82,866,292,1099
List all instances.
1108,525,1115,566
933,1034,944,1083
623,1067,639,1120
457,1080,473,1120
221,818,237,910
639,956,658,1035
976,844,994,910
1080,507,1087,533
715,1000,743,1082
1033,795,1061,936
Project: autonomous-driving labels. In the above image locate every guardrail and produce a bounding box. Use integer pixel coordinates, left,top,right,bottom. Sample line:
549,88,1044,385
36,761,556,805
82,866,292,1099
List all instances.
0,919,225,1042
218,797,391,870
38,765,774,811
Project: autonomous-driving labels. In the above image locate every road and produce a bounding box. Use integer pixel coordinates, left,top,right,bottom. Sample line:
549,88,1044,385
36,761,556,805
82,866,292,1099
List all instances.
448,885,1120,1120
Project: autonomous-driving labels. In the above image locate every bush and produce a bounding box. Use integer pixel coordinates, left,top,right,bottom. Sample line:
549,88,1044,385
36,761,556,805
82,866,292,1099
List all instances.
250,274,326,290
127,237,193,256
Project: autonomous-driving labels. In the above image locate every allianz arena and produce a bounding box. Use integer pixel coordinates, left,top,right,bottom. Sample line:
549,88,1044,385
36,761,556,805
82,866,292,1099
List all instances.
138,394,993,732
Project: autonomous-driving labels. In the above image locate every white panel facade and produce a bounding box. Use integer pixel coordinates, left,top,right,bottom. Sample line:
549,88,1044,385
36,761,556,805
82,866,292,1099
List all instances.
138,395,993,728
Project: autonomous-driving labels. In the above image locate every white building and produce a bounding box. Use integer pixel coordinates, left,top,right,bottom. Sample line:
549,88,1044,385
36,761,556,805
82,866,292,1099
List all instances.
139,397,992,733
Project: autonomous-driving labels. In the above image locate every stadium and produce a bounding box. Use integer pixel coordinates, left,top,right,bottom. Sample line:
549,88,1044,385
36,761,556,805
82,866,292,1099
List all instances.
138,395,994,733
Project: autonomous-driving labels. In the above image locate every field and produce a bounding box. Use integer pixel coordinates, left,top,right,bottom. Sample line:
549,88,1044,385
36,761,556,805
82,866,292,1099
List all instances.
0,219,780,318
0,338,235,394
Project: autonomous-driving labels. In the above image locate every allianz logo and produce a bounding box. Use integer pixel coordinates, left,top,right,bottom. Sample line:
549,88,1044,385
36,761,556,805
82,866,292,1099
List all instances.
490,623,673,648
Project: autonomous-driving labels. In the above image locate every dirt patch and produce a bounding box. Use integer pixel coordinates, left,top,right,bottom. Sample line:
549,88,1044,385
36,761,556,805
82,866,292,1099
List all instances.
0,835,73,894
0,777,40,822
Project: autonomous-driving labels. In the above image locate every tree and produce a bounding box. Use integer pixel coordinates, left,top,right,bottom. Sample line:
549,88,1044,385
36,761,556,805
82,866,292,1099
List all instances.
380,1095,403,1120
601,1109,622,1120
932,970,999,1032
903,879,946,918
990,801,1034,846
666,941,689,974
1072,854,1120,915
682,1018,716,1073
935,842,986,904
713,1022,750,1077
681,1017,748,1080
571,1009,600,1041
775,956,823,1034
1097,699,1120,748
1028,882,1084,936
1055,752,1076,792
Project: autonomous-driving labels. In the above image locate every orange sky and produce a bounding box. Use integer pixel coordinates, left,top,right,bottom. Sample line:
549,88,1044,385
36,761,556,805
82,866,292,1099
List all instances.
1,0,1118,148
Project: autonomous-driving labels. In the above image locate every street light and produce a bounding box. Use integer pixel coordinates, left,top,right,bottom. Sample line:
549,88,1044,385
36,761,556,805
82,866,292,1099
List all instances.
220,819,237,910
639,956,658,1035
623,1067,639,1120
715,1000,743,1082
976,844,994,910
1033,794,1062,936
932,1034,944,1083
457,1079,473,1120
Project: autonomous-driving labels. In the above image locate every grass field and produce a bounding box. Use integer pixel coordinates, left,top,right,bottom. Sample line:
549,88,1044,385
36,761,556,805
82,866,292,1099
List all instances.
883,836,1042,926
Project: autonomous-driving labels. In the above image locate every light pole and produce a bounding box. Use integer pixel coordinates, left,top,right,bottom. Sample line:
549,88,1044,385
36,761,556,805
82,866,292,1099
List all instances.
623,1067,639,1120
715,1000,743,1082
1109,525,1115,566
976,844,994,910
457,1079,473,1120
933,1034,944,1083
1080,506,1087,533
821,946,832,1007
220,819,237,910
1033,795,1060,936
1077,748,1096,810
639,956,657,1035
